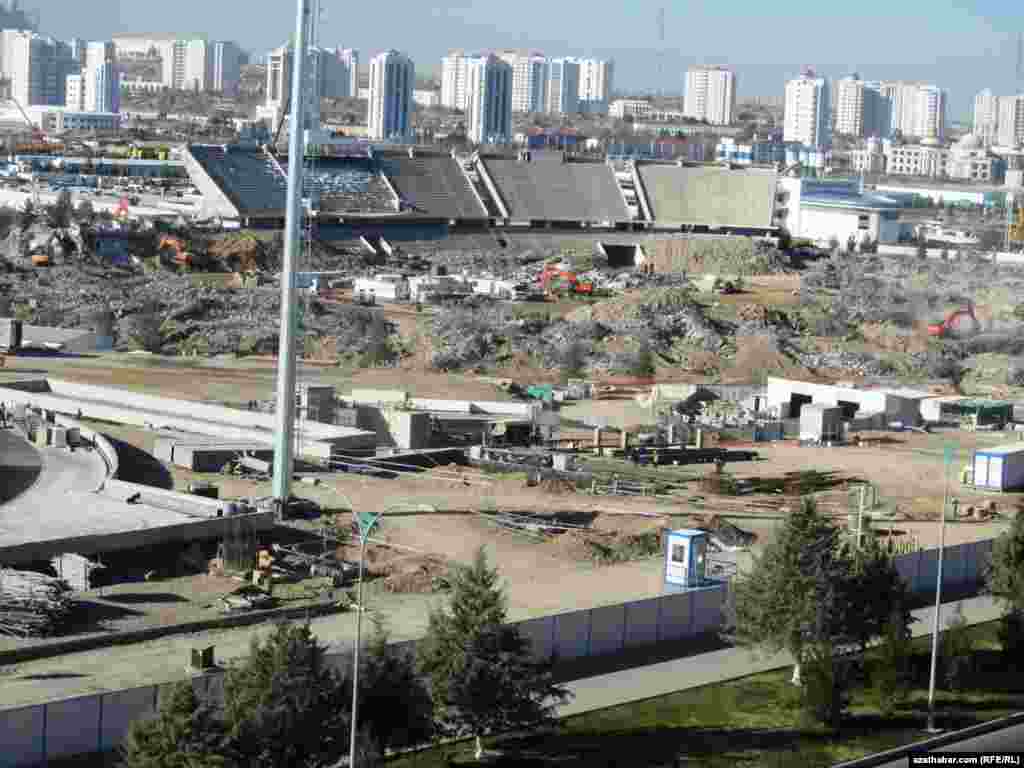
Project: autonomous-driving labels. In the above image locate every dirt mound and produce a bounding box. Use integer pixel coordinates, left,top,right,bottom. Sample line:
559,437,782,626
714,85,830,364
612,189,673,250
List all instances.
537,477,576,495
549,526,663,565
207,234,271,272
371,554,449,593
726,334,805,381
567,286,697,326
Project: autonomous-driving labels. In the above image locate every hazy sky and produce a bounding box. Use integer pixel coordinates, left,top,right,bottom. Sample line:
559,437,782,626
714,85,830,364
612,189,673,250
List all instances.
45,0,1023,119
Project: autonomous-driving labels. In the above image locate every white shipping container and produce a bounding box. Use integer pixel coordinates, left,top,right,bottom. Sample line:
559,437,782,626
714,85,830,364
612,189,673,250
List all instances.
973,444,1024,490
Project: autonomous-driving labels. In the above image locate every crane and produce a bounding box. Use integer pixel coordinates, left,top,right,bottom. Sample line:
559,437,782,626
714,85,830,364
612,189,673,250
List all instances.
3,97,44,142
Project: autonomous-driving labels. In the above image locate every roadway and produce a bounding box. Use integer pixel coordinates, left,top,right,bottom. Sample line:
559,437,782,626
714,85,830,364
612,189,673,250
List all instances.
0,187,196,219
870,722,1024,767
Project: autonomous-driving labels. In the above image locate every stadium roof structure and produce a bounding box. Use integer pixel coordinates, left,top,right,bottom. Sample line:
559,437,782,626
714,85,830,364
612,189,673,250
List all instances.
376,150,488,220
637,163,778,229
478,151,630,224
184,144,286,220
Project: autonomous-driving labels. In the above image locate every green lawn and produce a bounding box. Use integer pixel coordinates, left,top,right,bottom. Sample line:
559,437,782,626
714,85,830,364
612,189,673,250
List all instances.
388,622,1023,768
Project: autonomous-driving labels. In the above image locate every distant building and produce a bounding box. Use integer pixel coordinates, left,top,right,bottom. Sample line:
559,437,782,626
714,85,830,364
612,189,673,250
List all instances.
440,50,469,110
211,41,245,95
368,49,414,140
684,65,735,125
834,74,866,137
83,41,118,114
852,134,1003,182
338,48,359,99
576,57,613,115
882,81,946,141
0,31,78,106
413,89,439,108
974,88,1000,145
998,95,1024,149
64,72,83,110
465,54,512,144
609,98,651,119
546,57,579,115
497,50,547,113
716,137,828,171
784,69,831,148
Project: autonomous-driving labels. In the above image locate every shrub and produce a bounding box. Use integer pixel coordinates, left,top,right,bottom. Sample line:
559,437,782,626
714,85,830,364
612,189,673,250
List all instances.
799,642,850,730
941,607,974,691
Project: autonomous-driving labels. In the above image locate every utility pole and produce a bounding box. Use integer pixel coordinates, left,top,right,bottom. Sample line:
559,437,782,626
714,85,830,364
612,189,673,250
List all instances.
926,443,953,733
271,0,310,514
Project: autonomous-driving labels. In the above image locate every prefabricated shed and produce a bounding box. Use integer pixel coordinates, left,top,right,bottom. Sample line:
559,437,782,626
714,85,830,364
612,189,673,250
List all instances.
972,444,1024,491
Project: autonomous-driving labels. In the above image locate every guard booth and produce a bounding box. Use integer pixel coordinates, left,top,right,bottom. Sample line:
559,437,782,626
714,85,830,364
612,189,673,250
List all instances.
662,528,710,593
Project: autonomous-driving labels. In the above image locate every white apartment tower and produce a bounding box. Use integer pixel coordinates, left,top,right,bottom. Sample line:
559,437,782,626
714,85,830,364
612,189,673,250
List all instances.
266,45,290,108
974,89,1000,145
998,95,1024,148
684,65,735,125
440,51,468,110
882,81,946,140
834,74,865,137
83,41,118,113
466,54,512,143
211,41,245,95
497,51,546,113
546,57,579,115
783,69,831,148
338,48,359,98
0,31,67,106
576,57,613,114
368,49,414,140
170,39,211,92
64,71,83,109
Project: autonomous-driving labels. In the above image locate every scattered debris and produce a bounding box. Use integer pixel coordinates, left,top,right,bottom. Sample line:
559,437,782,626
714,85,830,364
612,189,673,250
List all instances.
0,568,75,637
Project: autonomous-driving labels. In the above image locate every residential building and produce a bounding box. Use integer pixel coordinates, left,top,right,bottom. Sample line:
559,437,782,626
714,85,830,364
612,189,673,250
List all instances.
497,50,546,113
66,38,85,68
440,50,468,110
998,95,1024,148
64,72,83,110
211,41,245,95
82,41,118,114
265,45,290,109
882,81,946,140
413,89,439,107
974,88,1000,145
546,57,579,115
173,39,210,92
465,53,512,143
576,57,613,114
368,49,414,140
834,74,865,137
684,65,735,125
862,81,891,138
0,31,74,106
783,69,831,148
338,48,359,98
609,98,651,119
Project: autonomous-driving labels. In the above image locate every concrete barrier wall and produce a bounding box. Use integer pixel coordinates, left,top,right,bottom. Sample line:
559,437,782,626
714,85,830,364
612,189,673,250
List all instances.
52,414,119,482
0,538,996,767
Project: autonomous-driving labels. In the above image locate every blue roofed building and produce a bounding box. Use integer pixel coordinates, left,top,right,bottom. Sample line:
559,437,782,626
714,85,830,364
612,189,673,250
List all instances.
776,177,910,245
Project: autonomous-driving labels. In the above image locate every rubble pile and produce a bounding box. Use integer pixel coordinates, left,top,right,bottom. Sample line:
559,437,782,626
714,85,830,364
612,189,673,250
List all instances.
0,568,76,637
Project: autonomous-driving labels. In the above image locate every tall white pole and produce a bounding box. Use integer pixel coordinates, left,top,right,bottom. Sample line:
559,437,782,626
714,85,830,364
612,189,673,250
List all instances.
271,0,310,511
926,454,950,732
349,534,368,767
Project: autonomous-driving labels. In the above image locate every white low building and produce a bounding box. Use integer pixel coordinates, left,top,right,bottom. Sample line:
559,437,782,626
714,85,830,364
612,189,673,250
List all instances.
765,377,927,426
354,274,410,301
776,177,907,246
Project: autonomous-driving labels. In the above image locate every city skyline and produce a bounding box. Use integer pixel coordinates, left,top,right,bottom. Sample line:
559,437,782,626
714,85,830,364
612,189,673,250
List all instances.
32,0,1023,119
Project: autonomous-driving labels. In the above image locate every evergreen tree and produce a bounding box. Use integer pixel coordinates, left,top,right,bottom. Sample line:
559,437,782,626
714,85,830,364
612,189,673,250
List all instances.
872,604,913,716
841,535,913,655
730,498,850,686
988,509,1024,660
357,614,435,753
222,621,349,768
419,547,570,759
120,681,234,768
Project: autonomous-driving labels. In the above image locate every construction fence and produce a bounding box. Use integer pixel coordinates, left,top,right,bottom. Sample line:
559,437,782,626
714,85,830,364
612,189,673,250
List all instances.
0,537,997,767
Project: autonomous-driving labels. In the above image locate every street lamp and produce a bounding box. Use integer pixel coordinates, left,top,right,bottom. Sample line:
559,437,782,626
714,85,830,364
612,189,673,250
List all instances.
349,509,382,767
925,443,955,733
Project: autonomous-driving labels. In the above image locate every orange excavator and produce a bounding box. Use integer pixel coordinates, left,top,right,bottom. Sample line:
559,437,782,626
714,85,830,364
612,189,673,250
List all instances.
157,235,206,268
539,264,593,296
927,301,980,339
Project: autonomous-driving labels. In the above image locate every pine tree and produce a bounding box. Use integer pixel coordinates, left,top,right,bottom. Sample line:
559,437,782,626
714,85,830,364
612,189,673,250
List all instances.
873,604,913,716
222,621,349,768
418,547,570,759
730,498,850,686
989,509,1024,661
841,535,913,656
357,614,435,753
120,681,234,768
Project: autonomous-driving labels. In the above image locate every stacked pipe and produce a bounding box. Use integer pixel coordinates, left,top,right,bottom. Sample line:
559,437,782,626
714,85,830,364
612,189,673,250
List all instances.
0,568,74,637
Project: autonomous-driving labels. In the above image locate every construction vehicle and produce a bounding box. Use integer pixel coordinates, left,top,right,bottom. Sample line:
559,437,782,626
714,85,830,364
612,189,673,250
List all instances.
539,264,593,296
157,235,207,268
927,302,980,339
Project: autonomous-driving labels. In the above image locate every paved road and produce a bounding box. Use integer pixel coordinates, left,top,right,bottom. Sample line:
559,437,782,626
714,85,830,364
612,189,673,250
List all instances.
871,722,1024,767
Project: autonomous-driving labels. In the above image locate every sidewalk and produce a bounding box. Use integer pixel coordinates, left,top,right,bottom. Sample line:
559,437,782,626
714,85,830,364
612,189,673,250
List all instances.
557,594,1001,718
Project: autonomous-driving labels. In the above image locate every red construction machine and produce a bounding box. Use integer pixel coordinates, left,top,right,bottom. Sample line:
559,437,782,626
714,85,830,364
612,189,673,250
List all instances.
927,301,980,339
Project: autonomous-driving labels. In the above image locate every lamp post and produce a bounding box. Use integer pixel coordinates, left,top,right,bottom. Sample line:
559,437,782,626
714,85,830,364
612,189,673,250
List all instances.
925,443,954,733
349,510,382,767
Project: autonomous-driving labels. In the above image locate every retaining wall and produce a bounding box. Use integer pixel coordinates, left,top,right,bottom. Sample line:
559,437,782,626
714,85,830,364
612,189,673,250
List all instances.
0,538,996,766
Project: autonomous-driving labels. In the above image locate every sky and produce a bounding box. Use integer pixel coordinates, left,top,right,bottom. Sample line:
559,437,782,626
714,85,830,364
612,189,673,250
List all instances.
42,0,1024,120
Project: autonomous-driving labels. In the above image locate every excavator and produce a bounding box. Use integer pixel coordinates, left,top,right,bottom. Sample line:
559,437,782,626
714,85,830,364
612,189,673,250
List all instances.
158,236,207,269
927,301,980,339
539,264,594,296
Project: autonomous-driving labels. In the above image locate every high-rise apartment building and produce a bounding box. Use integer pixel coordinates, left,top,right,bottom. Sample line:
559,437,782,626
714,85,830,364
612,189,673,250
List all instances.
862,81,890,138
684,65,735,125
338,48,359,98
998,95,1024,148
974,88,1000,145
783,69,831,148
546,57,579,115
466,53,512,143
266,45,290,108
368,49,414,140
881,81,946,140
497,50,546,113
0,31,74,106
64,72,83,109
833,74,865,137
172,39,210,91
576,57,613,114
83,41,118,113
211,41,245,95
440,50,469,110
66,38,85,68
